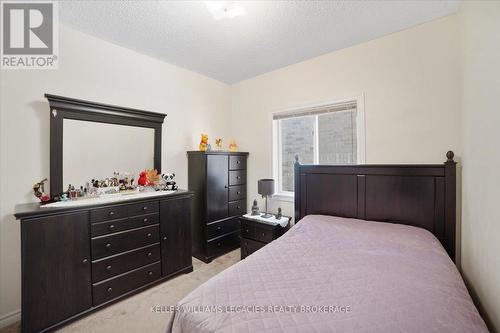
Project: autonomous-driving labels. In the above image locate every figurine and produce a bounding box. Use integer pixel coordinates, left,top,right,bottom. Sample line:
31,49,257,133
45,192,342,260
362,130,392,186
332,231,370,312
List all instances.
199,133,208,151
138,169,160,186
251,199,260,215
162,173,178,191
206,143,212,152
215,138,222,150
33,178,50,202
275,207,282,219
229,139,238,152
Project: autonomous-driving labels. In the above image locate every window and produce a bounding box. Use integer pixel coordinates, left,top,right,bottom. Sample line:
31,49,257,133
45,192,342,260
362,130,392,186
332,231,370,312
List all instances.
272,98,365,197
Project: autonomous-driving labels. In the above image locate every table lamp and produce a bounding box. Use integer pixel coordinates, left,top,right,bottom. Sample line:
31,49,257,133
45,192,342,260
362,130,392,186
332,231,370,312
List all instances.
258,179,275,218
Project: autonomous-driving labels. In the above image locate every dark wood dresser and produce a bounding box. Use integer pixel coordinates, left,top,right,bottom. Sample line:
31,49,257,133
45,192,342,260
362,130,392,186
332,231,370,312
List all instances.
240,216,290,259
188,151,249,262
14,191,193,333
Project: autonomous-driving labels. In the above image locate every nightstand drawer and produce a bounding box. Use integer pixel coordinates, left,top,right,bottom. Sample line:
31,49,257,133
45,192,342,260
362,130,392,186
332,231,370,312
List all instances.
206,232,240,257
228,185,246,201
241,238,266,259
228,200,245,217
240,222,255,239
229,155,246,170
254,226,274,243
229,170,246,186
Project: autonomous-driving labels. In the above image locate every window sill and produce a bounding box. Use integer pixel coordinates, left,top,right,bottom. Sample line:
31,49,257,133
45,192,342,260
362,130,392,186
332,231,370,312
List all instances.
271,193,294,203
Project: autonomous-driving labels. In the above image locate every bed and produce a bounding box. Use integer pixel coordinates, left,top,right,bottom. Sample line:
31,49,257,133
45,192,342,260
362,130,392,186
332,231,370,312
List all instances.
167,151,488,332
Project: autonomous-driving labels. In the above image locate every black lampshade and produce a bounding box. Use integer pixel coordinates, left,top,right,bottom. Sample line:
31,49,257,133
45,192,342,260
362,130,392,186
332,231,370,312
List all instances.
258,179,275,196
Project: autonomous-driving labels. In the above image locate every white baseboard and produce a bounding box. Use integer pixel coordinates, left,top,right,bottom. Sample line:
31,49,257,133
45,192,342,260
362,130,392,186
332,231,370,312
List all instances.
0,309,21,329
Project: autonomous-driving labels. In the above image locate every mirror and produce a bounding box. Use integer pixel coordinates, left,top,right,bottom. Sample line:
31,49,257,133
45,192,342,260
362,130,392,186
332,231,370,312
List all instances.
47,94,166,197
62,119,155,188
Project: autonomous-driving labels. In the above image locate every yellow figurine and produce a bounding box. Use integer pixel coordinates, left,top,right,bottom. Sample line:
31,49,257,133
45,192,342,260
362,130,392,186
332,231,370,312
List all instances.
215,138,222,150
229,139,238,152
199,133,208,151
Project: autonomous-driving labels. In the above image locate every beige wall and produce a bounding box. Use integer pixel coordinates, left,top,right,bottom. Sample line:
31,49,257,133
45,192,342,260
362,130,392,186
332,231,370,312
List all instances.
0,24,230,326
229,15,461,218
459,1,500,331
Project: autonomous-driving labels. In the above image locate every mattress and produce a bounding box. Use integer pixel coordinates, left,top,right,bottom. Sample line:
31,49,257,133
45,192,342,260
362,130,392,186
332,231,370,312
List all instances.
167,215,488,333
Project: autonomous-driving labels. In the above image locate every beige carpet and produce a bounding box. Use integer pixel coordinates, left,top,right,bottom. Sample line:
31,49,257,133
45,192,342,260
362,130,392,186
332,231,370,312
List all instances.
0,250,240,333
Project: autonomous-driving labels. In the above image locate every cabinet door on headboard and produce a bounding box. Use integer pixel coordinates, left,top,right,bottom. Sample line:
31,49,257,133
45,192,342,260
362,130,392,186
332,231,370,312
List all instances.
21,211,92,333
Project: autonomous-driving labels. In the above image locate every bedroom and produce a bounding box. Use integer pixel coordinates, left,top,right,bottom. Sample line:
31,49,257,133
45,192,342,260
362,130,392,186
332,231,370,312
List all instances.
0,0,499,332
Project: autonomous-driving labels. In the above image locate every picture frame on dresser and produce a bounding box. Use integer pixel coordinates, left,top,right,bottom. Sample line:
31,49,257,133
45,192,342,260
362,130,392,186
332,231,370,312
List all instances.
188,151,249,263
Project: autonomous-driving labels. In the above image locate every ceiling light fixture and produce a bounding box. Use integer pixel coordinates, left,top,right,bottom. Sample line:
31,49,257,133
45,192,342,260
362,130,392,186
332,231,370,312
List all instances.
205,1,246,20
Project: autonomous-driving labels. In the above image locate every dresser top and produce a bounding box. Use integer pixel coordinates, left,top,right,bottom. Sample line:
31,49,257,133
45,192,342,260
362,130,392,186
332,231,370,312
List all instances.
14,189,193,220
187,151,249,156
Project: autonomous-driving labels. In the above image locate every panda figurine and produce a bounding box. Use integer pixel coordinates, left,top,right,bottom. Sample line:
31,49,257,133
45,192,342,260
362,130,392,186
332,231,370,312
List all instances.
162,173,178,191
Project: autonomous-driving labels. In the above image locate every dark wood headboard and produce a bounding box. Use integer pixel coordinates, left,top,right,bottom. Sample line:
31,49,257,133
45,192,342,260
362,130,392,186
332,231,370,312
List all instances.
294,151,457,261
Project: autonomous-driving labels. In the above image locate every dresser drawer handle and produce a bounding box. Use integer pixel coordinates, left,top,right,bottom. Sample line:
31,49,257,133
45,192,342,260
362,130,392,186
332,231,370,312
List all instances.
106,265,112,270
142,206,148,211
148,271,153,276
217,242,221,247
147,252,152,257
143,218,148,223
245,242,248,246
245,229,249,233
105,243,112,249
81,258,88,264
236,176,241,179
237,160,241,164
147,233,152,238
237,206,241,209
109,224,115,230
107,287,113,293
163,236,167,241
237,191,241,195
261,233,265,237
217,226,221,230
108,211,114,216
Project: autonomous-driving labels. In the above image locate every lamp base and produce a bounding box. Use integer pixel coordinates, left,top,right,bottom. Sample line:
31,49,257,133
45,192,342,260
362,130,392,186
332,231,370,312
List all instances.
261,212,274,218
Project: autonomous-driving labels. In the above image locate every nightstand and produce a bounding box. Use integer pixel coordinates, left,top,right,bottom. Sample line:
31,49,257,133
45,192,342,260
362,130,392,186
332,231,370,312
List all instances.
240,214,291,259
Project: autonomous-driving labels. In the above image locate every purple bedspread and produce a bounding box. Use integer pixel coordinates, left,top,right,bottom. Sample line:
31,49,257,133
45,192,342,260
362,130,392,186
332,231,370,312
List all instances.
167,215,488,332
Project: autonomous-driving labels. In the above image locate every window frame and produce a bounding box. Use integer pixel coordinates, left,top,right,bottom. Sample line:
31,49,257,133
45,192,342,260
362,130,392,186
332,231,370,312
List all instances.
271,95,366,201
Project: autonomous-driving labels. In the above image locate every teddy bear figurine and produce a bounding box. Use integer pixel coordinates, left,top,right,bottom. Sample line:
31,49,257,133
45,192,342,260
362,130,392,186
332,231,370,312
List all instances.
199,133,208,151
162,173,178,191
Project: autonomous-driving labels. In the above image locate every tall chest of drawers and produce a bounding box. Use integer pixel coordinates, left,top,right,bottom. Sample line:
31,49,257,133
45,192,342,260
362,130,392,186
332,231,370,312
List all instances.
14,191,193,333
188,151,249,262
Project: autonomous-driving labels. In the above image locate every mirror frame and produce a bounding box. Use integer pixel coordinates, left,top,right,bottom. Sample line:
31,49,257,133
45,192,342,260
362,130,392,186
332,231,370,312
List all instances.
46,94,166,198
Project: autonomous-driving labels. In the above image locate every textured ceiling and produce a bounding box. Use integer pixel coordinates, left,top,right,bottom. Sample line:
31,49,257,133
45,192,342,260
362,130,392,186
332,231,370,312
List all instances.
60,1,460,84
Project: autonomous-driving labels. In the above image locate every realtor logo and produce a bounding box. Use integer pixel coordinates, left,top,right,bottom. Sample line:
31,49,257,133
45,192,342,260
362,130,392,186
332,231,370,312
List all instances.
1,1,58,69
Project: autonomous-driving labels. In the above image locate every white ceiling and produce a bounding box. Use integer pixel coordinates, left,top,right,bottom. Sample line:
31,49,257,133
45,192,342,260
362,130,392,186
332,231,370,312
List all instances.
60,1,460,84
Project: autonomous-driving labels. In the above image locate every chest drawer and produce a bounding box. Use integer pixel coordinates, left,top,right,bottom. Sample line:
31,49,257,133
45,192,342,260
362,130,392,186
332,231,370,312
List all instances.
206,232,240,258
92,225,159,260
128,201,159,217
206,218,241,240
229,155,246,170
92,262,161,306
91,205,127,223
92,244,160,283
91,213,159,237
228,185,246,201
228,200,245,217
229,170,246,186
241,238,266,259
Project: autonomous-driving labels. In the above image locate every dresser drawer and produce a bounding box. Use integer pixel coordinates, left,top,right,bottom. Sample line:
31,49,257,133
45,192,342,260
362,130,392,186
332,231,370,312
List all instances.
206,232,240,258
92,225,159,260
228,185,246,201
91,213,159,237
228,200,245,217
206,218,241,240
229,155,246,170
91,204,128,223
241,238,266,259
92,262,161,305
128,201,159,217
229,170,246,186
92,244,160,282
